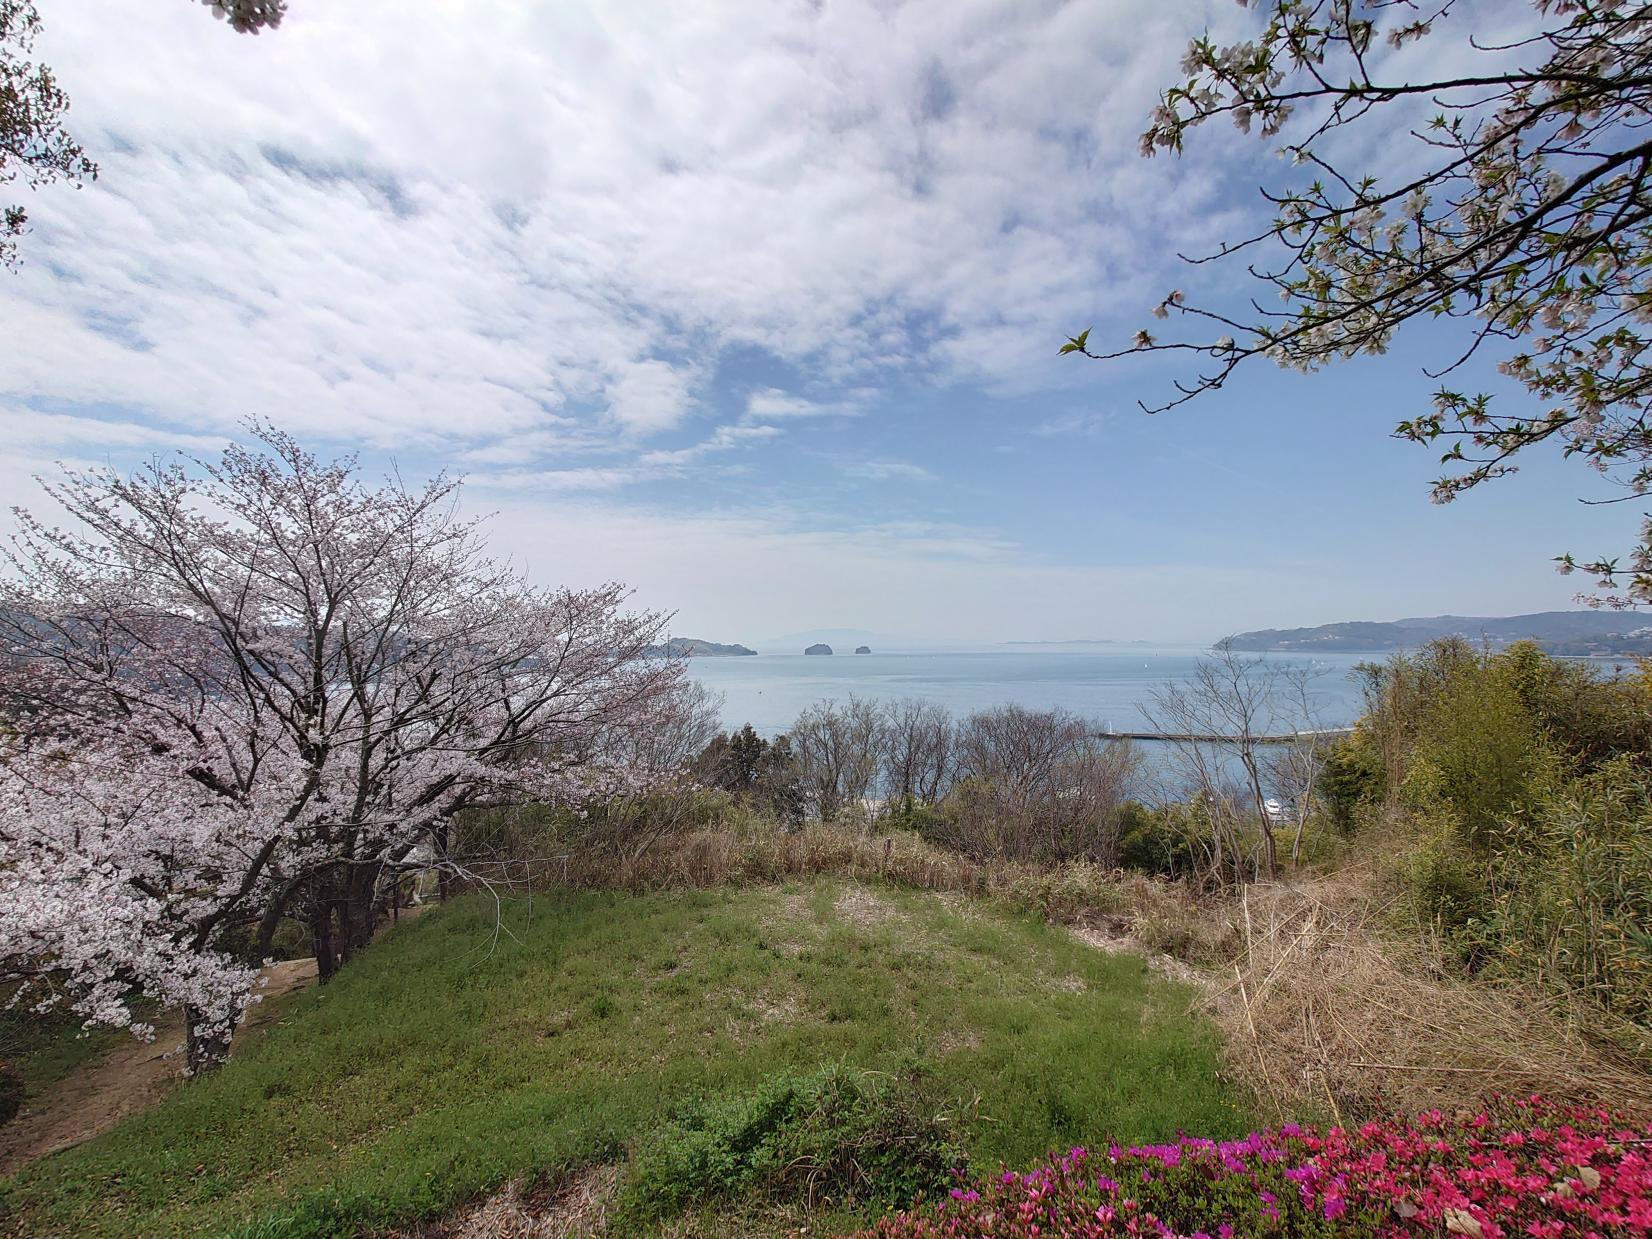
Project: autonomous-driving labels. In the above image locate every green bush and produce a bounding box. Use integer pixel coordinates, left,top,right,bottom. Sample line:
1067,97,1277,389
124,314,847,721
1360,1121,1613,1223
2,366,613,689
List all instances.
619,1065,964,1223
1401,651,1548,847
454,785,735,864
1363,641,1652,1033
1316,734,1382,832
1477,757,1652,1024
1399,811,1488,935
879,797,946,838
1117,802,1194,877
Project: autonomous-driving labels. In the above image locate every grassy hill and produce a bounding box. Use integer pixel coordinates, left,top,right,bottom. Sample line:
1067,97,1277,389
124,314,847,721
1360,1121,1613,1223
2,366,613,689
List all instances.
0,879,1245,1239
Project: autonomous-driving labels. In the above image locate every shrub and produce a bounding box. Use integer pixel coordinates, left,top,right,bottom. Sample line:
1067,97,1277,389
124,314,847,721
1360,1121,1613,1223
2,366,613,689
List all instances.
696,725,809,824
1316,734,1382,833
620,1065,964,1223
1362,641,1652,1031
1476,757,1652,1024
1398,810,1488,935
1117,802,1195,877
920,711,1141,866
454,785,735,871
0,1058,23,1128
1400,652,1548,848
845,1099,1652,1239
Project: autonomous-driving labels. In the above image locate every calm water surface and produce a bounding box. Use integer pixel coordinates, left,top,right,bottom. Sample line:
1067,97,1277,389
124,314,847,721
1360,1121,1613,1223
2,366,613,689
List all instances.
688,646,1375,737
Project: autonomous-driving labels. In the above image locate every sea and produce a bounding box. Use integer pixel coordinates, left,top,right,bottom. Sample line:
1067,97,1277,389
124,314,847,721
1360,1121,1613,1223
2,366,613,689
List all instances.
686,645,1375,738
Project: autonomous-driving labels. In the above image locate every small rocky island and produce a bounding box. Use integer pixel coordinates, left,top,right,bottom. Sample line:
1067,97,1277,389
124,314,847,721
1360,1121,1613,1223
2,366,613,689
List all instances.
804,643,833,656
854,645,871,654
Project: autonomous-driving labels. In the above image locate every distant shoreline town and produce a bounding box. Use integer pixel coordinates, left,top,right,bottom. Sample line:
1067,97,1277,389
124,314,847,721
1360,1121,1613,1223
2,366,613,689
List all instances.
1225,610,1652,658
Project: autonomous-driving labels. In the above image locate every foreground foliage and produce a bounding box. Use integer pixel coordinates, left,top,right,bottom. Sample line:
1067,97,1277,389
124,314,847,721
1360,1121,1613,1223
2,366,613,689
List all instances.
851,1099,1652,1238
619,1065,963,1224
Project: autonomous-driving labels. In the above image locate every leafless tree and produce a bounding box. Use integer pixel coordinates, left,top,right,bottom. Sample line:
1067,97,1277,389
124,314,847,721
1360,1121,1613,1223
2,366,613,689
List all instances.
569,679,727,863
599,679,723,778
939,705,1140,864
1266,666,1332,868
1145,644,1322,883
879,698,956,809
790,697,883,823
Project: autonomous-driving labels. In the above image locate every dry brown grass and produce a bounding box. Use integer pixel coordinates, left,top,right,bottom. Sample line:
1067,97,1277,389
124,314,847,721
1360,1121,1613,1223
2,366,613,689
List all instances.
541,825,981,895
1202,865,1652,1124
521,823,1216,933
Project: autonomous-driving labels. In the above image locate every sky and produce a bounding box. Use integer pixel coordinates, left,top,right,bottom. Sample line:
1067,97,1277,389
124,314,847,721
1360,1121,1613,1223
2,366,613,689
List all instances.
0,0,1633,645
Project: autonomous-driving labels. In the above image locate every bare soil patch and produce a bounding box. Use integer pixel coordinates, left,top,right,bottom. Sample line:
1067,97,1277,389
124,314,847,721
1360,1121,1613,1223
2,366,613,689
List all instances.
0,958,317,1174
832,886,903,931
388,1164,620,1239
1067,923,1205,988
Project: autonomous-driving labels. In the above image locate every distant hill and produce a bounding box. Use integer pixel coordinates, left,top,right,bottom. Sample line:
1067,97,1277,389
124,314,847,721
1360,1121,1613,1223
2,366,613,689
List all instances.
1227,611,1652,656
642,637,756,658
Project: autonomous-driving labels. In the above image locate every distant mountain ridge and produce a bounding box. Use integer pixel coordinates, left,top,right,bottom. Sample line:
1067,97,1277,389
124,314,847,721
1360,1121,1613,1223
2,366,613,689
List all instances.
1227,611,1652,656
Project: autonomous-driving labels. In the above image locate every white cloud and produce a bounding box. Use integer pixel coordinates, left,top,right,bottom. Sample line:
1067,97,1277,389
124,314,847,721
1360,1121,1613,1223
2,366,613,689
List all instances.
4,0,1556,642
638,423,782,467
605,360,696,436
468,466,643,493
476,496,1325,645
0,408,229,455
471,422,781,492
744,388,864,422
1032,410,1113,439
2,0,1244,470
845,459,937,483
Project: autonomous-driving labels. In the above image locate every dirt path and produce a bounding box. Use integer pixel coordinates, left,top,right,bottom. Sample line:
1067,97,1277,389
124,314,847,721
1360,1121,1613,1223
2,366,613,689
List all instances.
0,958,318,1175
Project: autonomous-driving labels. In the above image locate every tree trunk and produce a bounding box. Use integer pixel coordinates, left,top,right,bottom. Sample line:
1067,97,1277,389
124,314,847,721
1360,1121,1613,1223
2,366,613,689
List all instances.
304,860,388,984
341,861,378,960
184,1006,233,1075
311,887,339,983
435,821,453,902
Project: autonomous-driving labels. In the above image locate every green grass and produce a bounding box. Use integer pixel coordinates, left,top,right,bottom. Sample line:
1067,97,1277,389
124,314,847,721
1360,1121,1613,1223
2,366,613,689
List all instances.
0,879,1248,1238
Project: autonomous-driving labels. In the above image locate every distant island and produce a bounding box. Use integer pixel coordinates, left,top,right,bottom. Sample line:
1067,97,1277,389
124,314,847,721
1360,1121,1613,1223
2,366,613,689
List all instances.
804,643,833,656
1227,611,1652,657
642,637,757,658
855,645,871,654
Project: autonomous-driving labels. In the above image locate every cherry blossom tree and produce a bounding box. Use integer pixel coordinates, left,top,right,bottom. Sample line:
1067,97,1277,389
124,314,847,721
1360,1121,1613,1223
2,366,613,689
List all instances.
198,0,286,33
0,427,678,1070
1065,0,1652,603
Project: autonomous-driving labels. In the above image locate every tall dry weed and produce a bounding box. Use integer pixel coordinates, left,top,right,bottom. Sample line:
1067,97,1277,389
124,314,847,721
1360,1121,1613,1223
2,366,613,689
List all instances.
1204,865,1652,1123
